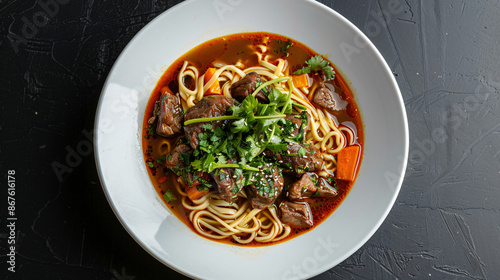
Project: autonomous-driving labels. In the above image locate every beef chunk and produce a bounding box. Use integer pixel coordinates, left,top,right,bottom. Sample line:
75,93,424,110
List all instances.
211,168,237,203
164,144,192,170
165,143,216,190
315,176,338,197
184,96,235,149
288,173,316,200
312,83,336,112
311,82,348,113
156,90,183,137
230,72,269,103
164,143,201,185
265,143,323,175
283,113,309,137
279,201,313,228
288,173,337,201
245,166,284,209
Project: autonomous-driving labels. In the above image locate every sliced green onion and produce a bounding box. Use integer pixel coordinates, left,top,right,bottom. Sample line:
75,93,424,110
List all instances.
211,163,259,172
184,116,239,126
252,77,291,97
254,114,286,119
281,80,294,114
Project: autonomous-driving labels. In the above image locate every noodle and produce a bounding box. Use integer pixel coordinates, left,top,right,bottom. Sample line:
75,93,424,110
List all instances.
182,190,291,244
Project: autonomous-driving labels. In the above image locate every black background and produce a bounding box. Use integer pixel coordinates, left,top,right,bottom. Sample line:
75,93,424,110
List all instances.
1,0,499,279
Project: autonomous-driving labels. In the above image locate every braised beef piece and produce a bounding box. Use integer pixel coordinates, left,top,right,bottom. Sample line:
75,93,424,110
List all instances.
265,143,323,175
314,176,337,197
245,166,284,209
164,144,192,169
230,72,269,103
279,201,313,228
284,113,310,137
288,173,316,200
312,83,337,112
288,173,337,201
147,101,161,125
184,96,235,149
211,168,237,203
155,90,184,137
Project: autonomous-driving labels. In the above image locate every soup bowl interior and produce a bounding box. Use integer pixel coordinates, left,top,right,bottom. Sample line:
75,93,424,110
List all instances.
95,0,408,279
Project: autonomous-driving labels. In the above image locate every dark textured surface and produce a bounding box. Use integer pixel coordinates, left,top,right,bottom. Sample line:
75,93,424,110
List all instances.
1,0,499,279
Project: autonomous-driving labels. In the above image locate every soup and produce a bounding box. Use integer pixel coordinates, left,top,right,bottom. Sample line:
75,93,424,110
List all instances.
142,32,363,246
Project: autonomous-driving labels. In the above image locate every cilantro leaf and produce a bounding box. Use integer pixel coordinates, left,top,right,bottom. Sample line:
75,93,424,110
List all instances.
293,55,335,80
231,94,258,118
267,88,288,104
231,118,249,133
156,154,167,164
216,154,227,164
267,143,288,153
298,147,307,157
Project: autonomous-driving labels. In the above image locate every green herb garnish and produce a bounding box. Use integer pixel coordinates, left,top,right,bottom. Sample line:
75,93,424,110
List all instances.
163,190,177,203
178,76,313,190
293,55,335,80
157,154,167,164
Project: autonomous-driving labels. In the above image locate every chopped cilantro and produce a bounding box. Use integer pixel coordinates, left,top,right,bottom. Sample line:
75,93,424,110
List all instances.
148,162,154,168
157,154,167,164
174,76,322,190
298,147,307,157
327,176,338,189
219,173,226,181
231,185,240,194
275,39,292,56
310,175,318,186
163,190,177,203
196,177,211,191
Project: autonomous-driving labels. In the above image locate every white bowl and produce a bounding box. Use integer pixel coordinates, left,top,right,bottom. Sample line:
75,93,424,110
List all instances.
95,0,408,279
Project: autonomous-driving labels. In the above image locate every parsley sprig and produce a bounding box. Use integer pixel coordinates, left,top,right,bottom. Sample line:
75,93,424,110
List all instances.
293,55,335,80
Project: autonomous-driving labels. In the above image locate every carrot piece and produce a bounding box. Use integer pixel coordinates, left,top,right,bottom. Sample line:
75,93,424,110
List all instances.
204,67,221,95
292,74,309,88
185,173,210,201
160,86,172,95
336,145,360,181
158,176,168,184
186,183,209,201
